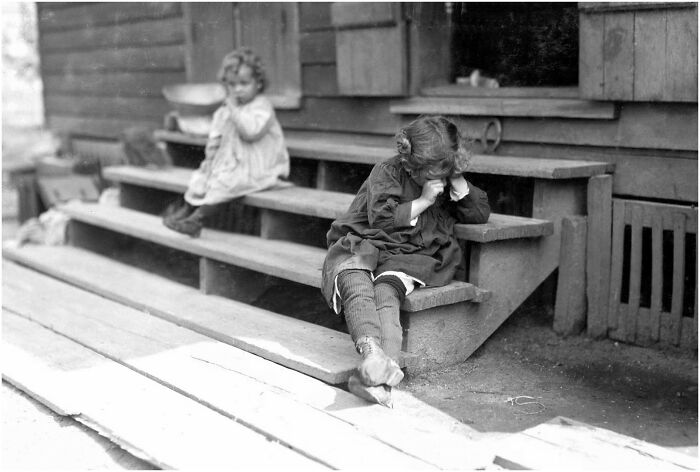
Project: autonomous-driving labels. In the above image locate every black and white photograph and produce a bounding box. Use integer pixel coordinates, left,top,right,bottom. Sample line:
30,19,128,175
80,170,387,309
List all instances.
1,1,698,469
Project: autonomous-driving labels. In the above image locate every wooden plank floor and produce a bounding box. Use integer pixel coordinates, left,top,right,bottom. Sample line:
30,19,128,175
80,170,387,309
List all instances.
2,311,323,470
2,260,495,470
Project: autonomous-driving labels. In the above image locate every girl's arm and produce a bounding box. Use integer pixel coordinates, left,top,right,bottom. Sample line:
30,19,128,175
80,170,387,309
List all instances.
230,99,274,142
447,177,491,224
367,164,416,231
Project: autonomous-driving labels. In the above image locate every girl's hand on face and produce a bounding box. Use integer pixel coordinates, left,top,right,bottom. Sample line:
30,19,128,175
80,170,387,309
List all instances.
421,179,446,204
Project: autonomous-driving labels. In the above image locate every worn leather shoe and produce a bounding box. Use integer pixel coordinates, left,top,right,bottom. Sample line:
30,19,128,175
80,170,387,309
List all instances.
355,336,404,387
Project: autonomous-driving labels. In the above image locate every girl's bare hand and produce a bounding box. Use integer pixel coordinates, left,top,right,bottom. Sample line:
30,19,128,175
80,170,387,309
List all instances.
421,179,446,204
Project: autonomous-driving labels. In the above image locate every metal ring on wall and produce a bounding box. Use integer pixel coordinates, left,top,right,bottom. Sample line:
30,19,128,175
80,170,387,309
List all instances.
480,118,502,154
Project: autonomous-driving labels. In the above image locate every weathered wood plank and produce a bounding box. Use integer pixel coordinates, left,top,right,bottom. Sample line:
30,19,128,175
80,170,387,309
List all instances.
490,416,697,470
300,31,336,64
2,311,319,470
42,71,186,97
3,265,436,470
633,10,667,100
331,2,398,28
607,200,626,332
390,97,618,120
554,216,588,335
52,203,484,312
665,7,699,102
45,95,170,120
669,212,687,345
579,3,696,13
586,175,613,338
39,16,185,53
2,258,493,469
579,12,605,99
302,64,339,96
41,44,185,73
37,2,183,32
603,12,635,100
48,115,161,139
422,85,579,98
279,97,399,133
649,205,664,342
454,213,554,242
625,203,644,343
182,3,235,83
336,25,407,95
300,2,334,31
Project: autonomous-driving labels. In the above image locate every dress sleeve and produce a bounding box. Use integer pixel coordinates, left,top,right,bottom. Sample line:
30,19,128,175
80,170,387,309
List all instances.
230,97,274,142
367,164,414,231
448,180,491,224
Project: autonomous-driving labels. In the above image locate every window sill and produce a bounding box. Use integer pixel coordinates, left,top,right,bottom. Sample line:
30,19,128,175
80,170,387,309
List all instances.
421,85,579,99
391,88,618,120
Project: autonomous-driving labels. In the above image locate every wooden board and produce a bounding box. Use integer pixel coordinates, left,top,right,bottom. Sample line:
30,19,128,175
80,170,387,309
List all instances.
45,95,170,120
48,115,161,139
579,12,605,99
37,2,183,32
331,2,398,28
2,259,496,469
2,265,438,470
14,204,482,312
103,165,553,242
389,97,618,120
299,2,334,31
42,70,187,97
302,64,339,96
586,175,613,338
300,31,336,65
603,12,635,100
665,7,699,101
634,10,667,101
41,44,186,73
2,310,320,470
554,216,587,335
39,16,185,53
489,416,697,470
422,85,579,99
182,3,235,83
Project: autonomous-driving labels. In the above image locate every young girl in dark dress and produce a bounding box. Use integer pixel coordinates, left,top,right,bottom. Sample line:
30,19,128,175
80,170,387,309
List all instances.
321,115,491,407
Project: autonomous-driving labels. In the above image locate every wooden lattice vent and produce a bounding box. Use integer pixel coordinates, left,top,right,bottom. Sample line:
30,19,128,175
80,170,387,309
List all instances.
608,199,697,348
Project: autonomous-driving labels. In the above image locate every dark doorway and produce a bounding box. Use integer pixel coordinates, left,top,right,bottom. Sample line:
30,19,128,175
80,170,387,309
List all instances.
451,2,579,87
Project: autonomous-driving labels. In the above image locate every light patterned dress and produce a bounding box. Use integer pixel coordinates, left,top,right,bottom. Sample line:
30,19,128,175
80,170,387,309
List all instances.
184,95,290,206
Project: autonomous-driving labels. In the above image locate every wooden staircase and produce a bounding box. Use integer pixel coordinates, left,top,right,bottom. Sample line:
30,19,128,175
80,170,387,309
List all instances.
5,129,613,376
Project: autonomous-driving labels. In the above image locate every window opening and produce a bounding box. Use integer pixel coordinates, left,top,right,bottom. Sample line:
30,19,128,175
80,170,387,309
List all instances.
450,2,579,87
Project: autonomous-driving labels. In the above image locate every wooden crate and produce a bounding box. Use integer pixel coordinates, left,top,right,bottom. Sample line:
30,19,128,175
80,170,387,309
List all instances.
608,199,697,348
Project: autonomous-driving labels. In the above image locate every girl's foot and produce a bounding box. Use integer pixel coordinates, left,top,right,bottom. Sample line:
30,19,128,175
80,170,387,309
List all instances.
355,336,404,387
165,214,203,237
347,374,393,408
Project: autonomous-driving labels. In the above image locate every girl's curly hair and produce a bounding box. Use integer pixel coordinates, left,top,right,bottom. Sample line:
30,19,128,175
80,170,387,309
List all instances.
217,47,268,93
395,115,473,177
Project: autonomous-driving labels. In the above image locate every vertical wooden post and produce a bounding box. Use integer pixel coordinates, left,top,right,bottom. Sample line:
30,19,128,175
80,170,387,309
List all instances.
199,257,272,305
554,216,588,336
586,175,613,338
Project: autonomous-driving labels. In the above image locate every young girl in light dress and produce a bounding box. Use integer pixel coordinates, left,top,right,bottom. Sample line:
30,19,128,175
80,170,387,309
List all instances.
321,116,491,407
164,48,289,237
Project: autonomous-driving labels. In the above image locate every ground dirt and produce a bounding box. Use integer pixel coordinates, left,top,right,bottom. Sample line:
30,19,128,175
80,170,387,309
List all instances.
2,126,697,469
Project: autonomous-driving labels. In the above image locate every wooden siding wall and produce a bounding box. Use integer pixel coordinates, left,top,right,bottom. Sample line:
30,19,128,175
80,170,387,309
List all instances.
579,3,698,102
38,2,187,139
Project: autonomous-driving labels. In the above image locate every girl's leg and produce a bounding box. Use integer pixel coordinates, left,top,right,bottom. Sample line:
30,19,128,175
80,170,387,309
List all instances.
373,276,405,363
169,203,224,237
337,269,380,342
337,269,403,388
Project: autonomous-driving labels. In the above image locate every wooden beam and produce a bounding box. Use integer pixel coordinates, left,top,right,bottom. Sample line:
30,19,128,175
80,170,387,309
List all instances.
554,216,588,336
586,175,613,338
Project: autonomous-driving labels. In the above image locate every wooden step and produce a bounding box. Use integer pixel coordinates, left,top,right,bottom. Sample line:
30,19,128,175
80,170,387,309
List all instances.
3,242,363,384
154,129,615,179
103,165,554,242
3,260,497,469
389,96,618,120
2,311,320,470
56,201,487,311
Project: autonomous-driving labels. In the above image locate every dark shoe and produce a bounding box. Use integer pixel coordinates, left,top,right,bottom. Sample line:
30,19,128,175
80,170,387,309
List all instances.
162,199,192,222
355,336,404,387
347,374,393,408
166,213,203,237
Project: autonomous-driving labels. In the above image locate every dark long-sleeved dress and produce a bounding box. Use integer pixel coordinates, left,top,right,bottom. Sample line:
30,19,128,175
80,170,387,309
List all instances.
321,155,491,310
